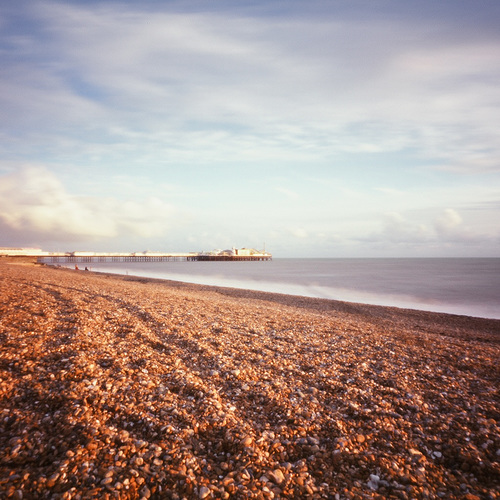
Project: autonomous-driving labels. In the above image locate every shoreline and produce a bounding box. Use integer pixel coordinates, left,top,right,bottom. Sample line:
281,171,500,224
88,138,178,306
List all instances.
1,262,499,499
87,266,500,339
55,259,500,322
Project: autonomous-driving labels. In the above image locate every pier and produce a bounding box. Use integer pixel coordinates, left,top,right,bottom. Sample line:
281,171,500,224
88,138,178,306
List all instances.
1,247,272,263
35,251,272,264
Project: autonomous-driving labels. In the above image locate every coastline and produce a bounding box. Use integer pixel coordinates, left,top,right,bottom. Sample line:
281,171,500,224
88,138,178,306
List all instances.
91,267,500,339
62,257,500,321
1,262,499,499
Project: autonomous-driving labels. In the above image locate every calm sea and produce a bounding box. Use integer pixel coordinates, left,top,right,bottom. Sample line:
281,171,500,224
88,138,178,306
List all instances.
66,258,499,320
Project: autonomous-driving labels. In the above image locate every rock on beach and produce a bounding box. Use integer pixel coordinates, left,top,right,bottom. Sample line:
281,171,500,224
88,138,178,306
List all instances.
0,261,499,499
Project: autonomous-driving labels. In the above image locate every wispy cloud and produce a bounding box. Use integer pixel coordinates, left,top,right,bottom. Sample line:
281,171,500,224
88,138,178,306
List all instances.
434,208,462,234
275,187,300,200
1,1,498,171
0,167,175,244
289,227,308,239
359,208,499,255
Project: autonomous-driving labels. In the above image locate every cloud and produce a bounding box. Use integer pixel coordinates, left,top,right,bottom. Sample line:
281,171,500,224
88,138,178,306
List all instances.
374,187,407,197
434,208,462,234
377,212,432,245
0,166,174,244
275,187,300,200
1,1,498,171
289,227,308,239
362,208,498,253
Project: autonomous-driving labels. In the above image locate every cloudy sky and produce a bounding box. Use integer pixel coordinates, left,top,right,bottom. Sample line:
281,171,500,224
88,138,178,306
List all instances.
1,0,499,257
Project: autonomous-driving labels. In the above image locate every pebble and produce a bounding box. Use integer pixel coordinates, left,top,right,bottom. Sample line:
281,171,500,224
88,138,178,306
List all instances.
268,469,285,485
241,436,253,447
0,262,498,500
138,484,151,497
199,486,211,498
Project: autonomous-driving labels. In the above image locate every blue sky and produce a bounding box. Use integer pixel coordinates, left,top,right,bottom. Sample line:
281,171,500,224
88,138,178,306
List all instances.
1,0,499,257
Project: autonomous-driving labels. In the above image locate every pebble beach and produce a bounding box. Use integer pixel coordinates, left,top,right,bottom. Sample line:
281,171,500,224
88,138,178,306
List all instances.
1,261,499,499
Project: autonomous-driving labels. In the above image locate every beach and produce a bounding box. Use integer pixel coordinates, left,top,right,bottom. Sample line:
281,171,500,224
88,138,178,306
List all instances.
1,262,499,499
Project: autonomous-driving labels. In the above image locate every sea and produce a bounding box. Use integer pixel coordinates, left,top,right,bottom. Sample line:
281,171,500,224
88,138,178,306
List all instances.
63,258,500,320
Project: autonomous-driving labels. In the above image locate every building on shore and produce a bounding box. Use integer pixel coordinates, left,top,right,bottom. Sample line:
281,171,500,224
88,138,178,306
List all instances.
0,247,49,256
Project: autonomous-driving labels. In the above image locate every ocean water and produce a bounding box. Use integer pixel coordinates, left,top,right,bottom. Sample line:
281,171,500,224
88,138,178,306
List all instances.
67,258,499,320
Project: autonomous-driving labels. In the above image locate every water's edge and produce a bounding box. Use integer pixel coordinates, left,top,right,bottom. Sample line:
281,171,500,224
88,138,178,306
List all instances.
54,258,500,320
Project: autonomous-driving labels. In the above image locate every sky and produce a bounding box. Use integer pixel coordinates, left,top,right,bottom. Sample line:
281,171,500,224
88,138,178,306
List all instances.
1,0,499,258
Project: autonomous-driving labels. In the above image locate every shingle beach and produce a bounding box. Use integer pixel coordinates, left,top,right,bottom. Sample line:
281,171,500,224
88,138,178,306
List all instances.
1,262,499,499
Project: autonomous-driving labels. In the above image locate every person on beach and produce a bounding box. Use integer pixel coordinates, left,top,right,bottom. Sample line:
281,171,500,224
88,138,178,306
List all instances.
75,264,79,270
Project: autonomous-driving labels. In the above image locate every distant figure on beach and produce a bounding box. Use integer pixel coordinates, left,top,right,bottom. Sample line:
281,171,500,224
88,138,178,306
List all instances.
85,266,89,271
75,265,79,270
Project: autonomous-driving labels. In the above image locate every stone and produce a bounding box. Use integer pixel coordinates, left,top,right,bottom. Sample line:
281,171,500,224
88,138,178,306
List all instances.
367,478,379,491
241,436,253,447
139,486,151,499
269,469,285,485
199,486,211,498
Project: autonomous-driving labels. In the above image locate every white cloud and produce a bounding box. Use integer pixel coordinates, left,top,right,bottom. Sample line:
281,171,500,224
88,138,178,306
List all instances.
275,187,300,200
435,208,462,234
377,212,432,245
0,1,496,171
0,166,174,243
374,187,407,197
289,227,308,239
360,208,498,255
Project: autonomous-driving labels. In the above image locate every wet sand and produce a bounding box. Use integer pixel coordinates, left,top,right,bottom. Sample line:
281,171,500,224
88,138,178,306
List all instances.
1,262,499,499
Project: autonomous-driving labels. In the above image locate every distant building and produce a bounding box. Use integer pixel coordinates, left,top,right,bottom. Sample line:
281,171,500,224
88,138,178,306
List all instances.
0,247,47,256
235,248,253,256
